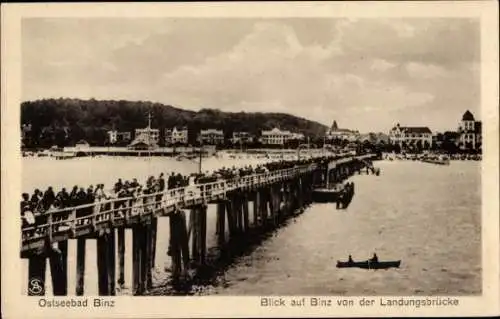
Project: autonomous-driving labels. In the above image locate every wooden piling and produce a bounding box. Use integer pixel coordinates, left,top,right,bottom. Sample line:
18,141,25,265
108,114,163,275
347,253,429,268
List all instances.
237,196,244,233
168,214,181,283
75,238,86,295
144,222,152,291
253,191,260,226
199,205,207,265
225,200,236,238
28,253,46,296
242,195,250,232
268,187,276,226
132,225,144,295
233,196,241,233
281,184,288,217
260,191,268,226
96,233,110,295
107,230,116,295
59,240,68,294
48,244,67,296
190,208,199,262
117,228,125,287
178,211,190,274
216,202,226,247
151,217,158,269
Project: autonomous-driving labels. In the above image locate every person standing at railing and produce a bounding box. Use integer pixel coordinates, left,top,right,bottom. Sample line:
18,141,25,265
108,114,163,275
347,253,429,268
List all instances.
174,173,182,188
85,186,96,223
94,184,107,220
130,178,140,189
167,172,175,190
69,186,78,205
56,187,70,208
155,174,165,209
144,178,156,213
21,193,35,229
42,186,56,211
116,183,131,217
157,173,165,191
114,178,123,193
30,189,42,213
74,187,87,224
30,189,48,227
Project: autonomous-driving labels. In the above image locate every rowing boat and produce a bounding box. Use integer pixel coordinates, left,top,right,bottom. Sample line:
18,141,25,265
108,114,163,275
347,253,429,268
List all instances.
336,260,401,269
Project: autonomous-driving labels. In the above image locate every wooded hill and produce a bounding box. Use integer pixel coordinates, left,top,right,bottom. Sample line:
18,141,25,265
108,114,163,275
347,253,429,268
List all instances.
21,98,328,148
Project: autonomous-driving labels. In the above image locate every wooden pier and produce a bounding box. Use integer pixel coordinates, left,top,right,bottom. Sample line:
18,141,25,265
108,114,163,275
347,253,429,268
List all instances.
21,154,376,296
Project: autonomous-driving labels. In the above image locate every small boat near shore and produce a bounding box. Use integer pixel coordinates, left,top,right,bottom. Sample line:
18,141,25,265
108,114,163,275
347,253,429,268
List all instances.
421,158,450,165
311,184,345,203
421,155,450,165
336,260,401,270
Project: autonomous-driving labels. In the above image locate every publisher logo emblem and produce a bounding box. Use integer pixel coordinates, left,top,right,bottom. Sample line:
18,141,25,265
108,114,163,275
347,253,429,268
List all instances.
28,278,44,295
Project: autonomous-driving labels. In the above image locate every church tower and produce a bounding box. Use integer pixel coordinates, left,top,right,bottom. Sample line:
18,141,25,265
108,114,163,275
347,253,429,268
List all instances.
331,120,338,131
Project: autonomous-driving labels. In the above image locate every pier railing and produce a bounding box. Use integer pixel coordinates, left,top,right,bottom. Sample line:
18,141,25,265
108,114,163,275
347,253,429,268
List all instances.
21,154,375,253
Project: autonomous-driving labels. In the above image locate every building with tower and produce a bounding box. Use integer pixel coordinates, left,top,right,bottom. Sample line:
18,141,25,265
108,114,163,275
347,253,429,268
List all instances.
457,110,481,151
128,111,159,150
325,120,360,142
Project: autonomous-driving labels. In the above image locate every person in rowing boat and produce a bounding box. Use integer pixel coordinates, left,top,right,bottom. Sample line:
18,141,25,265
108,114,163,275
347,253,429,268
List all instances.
348,255,354,265
370,253,379,263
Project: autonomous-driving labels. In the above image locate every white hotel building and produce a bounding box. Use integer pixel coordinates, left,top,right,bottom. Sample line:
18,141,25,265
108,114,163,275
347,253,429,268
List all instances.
389,123,433,148
260,127,305,145
198,129,225,145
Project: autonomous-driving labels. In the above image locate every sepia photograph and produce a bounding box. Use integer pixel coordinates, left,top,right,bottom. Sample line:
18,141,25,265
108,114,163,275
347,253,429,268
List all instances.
2,1,499,318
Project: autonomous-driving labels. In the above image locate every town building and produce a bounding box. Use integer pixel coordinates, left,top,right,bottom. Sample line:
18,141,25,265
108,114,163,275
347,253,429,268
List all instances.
165,127,188,145
389,123,433,148
198,129,225,145
260,128,293,145
134,127,159,145
457,110,482,151
325,121,360,142
231,131,254,145
107,130,118,144
75,139,90,150
128,112,159,150
291,132,306,141
259,128,305,145
118,132,132,142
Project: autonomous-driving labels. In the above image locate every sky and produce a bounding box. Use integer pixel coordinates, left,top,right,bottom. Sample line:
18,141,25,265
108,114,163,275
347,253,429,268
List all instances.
22,18,480,133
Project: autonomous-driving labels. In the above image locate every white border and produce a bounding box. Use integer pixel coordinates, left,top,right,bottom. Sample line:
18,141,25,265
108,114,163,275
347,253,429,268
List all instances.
1,2,499,318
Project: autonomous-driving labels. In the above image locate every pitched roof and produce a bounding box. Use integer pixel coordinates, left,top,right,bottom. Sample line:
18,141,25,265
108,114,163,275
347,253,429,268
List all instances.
129,135,157,146
200,128,223,134
462,110,475,121
401,127,432,134
76,139,89,145
262,128,291,135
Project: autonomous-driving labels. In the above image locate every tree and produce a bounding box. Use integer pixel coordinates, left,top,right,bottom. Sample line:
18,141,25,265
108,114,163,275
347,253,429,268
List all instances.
415,140,423,153
400,141,407,152
393,143,401,154
21,98,330,149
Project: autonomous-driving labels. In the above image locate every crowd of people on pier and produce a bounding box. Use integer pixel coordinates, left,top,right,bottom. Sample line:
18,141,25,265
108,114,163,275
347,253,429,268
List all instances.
21,156,339,230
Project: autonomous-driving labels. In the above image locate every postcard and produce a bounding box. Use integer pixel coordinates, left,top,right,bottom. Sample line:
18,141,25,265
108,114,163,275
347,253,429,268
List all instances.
1,1,499,318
